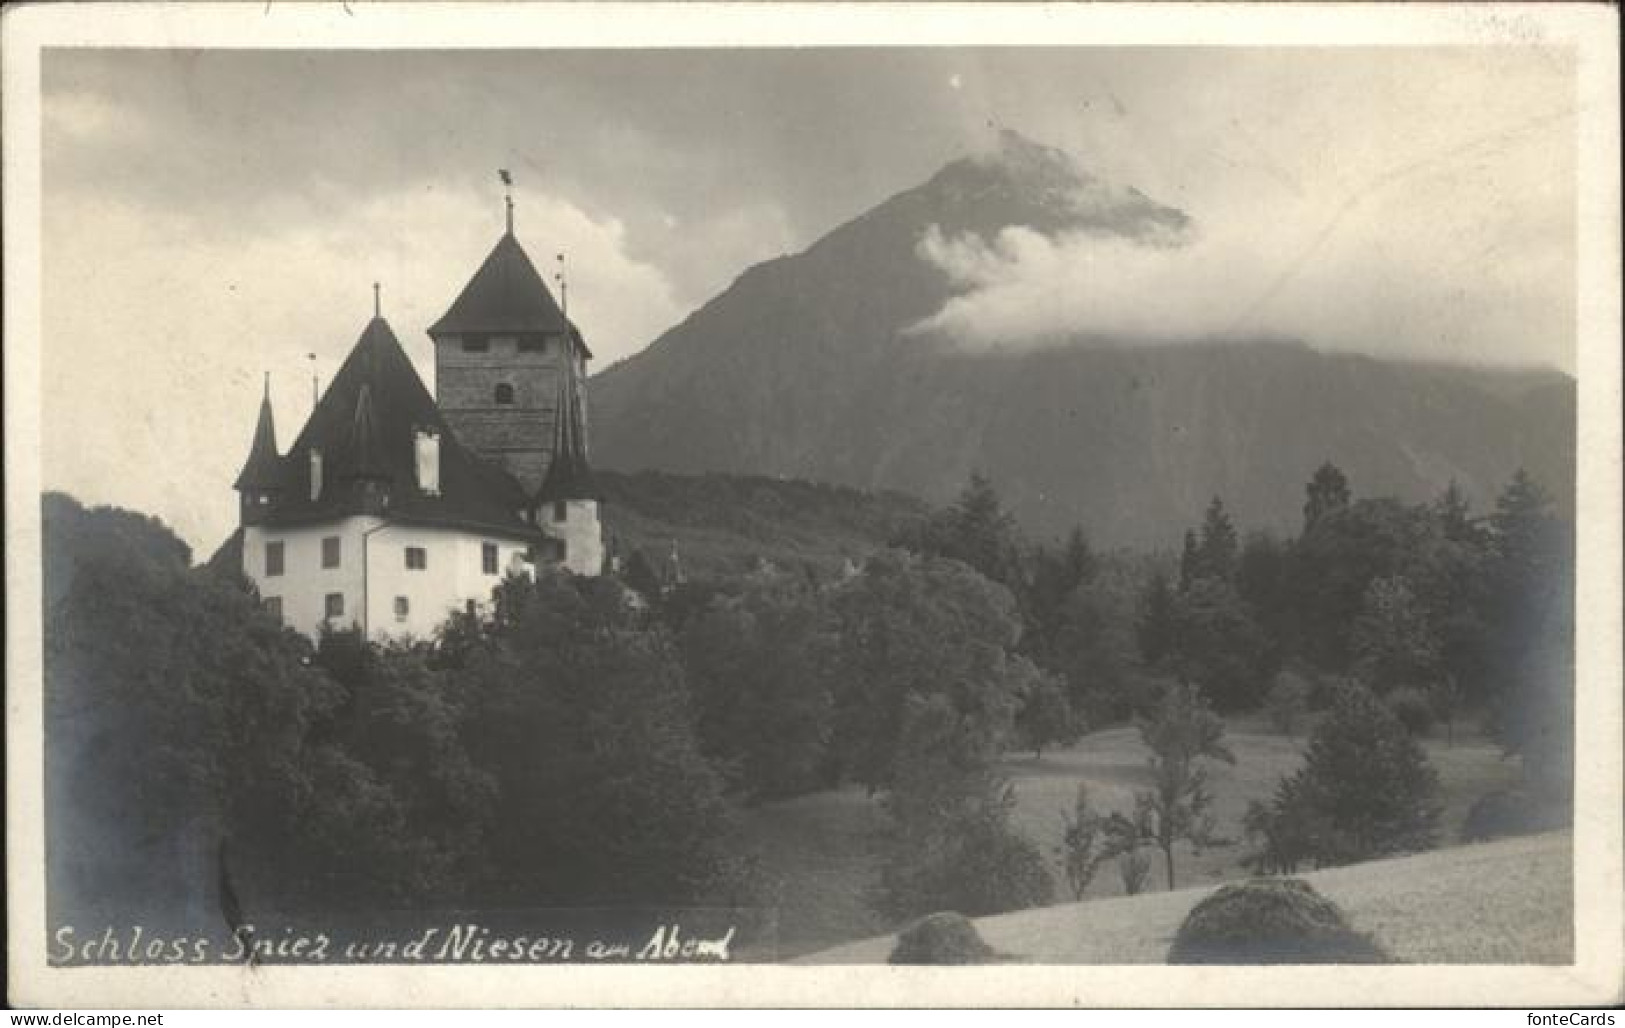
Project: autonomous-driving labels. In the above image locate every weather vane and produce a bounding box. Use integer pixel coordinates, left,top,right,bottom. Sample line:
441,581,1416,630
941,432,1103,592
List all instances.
556,253,568,318
499,168,514,232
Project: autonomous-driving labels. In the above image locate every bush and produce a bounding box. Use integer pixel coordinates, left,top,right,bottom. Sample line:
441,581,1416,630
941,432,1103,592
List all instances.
1385,688,1436,737
888,912,997,965
1460,789,1570,843
1167,878,1390,964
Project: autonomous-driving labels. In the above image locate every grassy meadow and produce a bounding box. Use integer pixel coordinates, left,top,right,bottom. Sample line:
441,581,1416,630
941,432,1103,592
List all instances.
797,830,1572,964
741,719,1528,959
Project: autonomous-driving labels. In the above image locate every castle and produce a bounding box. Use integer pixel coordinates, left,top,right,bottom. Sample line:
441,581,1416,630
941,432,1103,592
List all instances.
232,195,603,640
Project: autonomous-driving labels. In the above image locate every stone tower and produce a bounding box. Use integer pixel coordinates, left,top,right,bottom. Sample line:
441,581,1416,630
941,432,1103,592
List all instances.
427,228,591,495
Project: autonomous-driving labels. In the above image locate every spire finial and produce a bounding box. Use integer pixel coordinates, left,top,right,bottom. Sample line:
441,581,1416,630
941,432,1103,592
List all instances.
373,281,381,318
499,168,514,233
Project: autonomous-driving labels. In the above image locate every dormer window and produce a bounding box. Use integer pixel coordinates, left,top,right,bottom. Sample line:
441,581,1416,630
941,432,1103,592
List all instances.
462,335,490,353
494,383,515,405
309,449,323,502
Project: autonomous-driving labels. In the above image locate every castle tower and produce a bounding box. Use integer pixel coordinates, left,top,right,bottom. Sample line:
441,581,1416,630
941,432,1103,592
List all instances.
536,330,604,576
233,375,284,525
427,225,591,496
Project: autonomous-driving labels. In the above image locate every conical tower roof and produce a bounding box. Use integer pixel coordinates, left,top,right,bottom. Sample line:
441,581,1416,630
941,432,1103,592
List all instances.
428,232,589,357
233,380,283,491
538,344,598,502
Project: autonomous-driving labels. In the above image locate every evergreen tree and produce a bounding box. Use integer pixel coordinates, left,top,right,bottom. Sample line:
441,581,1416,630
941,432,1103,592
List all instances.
894,472,1026,596
1138,570,1179,665
1247,684,1441,870
1027,526,1096,655
1195,496,1240,584
1303,461,1351,531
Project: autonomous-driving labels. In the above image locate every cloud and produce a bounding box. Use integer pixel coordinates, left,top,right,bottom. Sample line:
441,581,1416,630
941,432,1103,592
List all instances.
910,107,1575,368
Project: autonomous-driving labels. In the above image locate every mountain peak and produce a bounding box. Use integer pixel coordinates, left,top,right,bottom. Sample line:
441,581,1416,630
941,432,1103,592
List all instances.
921,130,1190,246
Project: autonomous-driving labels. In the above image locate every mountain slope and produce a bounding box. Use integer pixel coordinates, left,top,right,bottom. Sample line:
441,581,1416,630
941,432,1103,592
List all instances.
591,132,1573,546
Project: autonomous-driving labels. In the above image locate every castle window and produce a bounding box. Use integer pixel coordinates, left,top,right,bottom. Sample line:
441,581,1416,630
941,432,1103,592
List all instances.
553,500,568,523
494,383,515,405
325,593,344,619
394,596,410,620
405,546,428,570
322,536,341,569
482,542,499,576
462,335,490,353
518,336,546,353
263,596,282,624
265,541,285,577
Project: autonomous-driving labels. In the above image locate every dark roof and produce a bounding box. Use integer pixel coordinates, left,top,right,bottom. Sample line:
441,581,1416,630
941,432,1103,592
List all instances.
428,231,593,357
233,387,284,491
263,317,542,539
537,338,599,502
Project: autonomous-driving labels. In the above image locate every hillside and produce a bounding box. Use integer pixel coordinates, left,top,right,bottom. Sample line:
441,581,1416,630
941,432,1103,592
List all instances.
591,131,1574,546
797,830,1572,964
597,469,928,577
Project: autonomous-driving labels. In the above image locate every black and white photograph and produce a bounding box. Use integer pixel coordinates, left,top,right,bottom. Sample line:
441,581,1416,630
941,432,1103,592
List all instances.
5,1,1621,1010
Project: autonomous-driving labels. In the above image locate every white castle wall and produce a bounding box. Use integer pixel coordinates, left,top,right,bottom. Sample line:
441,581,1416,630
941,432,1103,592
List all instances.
244,516,535,641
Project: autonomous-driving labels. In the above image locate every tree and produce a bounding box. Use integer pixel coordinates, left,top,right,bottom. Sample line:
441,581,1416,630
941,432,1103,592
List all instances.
1057,785,1105,900
1167,577,1279,711
1013,669,1079,759
892,472,1026,596
1178,496,1240,589
1027,527,1096,654
1303,461,1351,530
1290,498,1435,670
680,572,836,799
826,550,1027,792
1133,683,1235,890
1238,530,1295,650
1194,496,1240,584
462,570,740,906
1349,575,1441,694
1245,684,1440,870
1138,570,1178,665
43,499,347,919
872,694,1053,919
622,548,664,599
1481,470,1574,797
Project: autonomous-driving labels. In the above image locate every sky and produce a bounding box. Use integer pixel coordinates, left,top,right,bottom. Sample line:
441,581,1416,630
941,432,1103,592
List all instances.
39,47,1577,554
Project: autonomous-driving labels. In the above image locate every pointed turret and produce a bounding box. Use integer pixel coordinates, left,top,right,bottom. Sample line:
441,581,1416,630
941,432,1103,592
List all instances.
234,376,283,491
537,346,597,503
235,376,285,525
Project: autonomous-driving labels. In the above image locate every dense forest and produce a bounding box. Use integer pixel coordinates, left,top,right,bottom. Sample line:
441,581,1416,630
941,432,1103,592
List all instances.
43,460,1573,942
